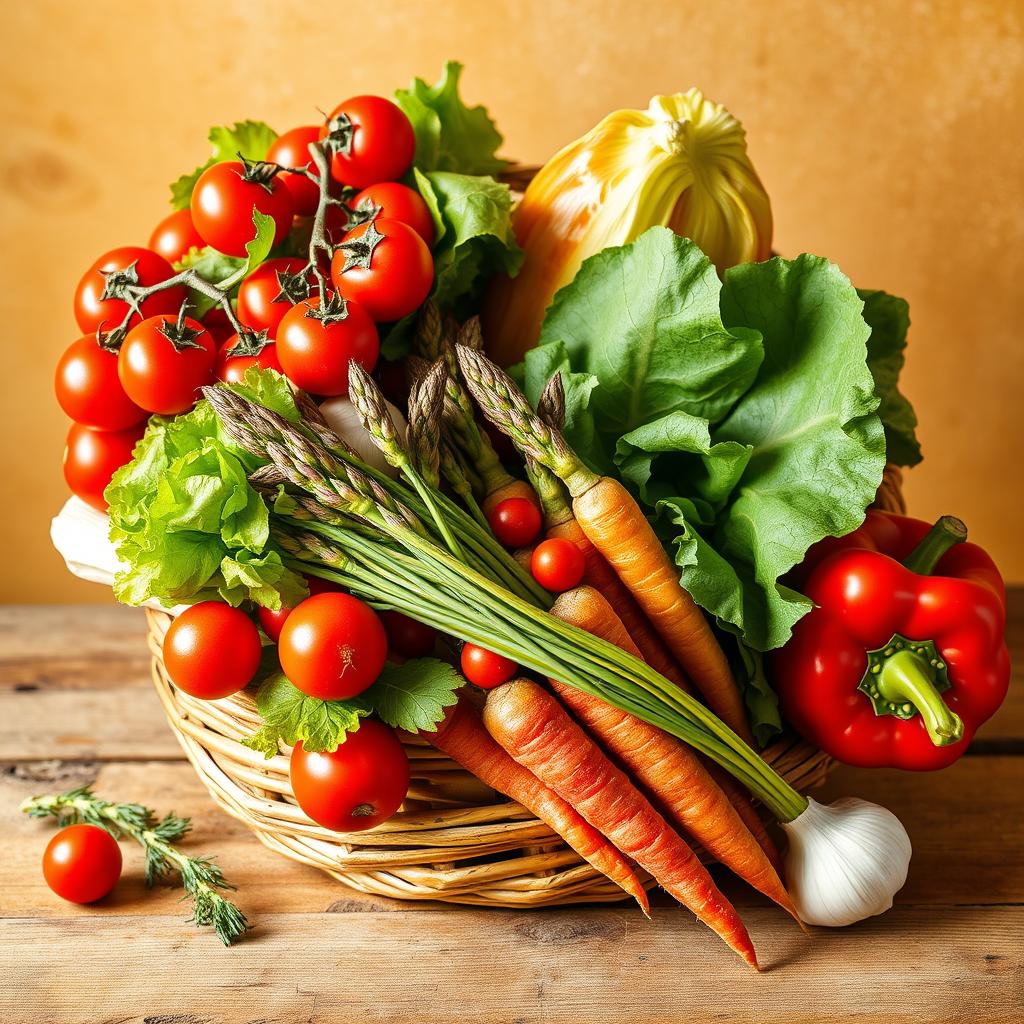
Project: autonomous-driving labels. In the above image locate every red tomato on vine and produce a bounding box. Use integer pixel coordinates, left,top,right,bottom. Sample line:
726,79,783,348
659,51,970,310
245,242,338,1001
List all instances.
236,257,311,336
349,182,435,247
191,160,294,257
63,421,145,511
319,96,415,188
148,209,205,263
55,336,147,431
266,126,322,217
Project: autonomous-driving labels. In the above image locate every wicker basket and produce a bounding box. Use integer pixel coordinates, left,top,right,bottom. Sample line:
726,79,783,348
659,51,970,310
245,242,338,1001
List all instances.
147,468,906,907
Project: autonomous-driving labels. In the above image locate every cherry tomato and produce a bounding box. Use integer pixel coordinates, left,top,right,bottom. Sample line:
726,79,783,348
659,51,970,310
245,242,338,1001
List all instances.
331,218,433,323
191,161,294,257
320,95,415,188
148,208,205,263
350,182,435,247
163,602,262,700
117,313,217,415
236,257,310,336
531,538,587,593
201,306,236,345
216,335,284,383
63,422,145,511
74,246,186,335
55,336,147,431
276,296,378,396
461,644,518,689
257,604,292,643
278,593,387,700
42,824,122,904
488,497,542,549
381,611,436,658
289,723,410,832
266,126,322,217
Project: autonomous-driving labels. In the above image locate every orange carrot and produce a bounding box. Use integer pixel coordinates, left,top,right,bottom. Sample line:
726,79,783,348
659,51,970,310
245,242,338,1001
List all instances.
484,679,758,968
701,760,785,878
570,476,753,743
550,587,798,922
481,476,538,518
428,698,650,913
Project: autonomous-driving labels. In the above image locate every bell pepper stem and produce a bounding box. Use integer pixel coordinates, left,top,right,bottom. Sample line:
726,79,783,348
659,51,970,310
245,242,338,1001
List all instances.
876,650,964,746
902,515,967,575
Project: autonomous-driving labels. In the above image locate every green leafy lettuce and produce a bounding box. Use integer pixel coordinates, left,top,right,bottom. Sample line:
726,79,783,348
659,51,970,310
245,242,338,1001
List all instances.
169,121,278,210
527,229,889,662
860,288,922,467
105,369,307,611
394,62,509,176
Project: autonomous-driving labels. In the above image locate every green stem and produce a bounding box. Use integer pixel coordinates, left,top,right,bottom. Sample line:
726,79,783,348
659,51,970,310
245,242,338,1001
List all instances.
876,649,964,746
902,515,967,575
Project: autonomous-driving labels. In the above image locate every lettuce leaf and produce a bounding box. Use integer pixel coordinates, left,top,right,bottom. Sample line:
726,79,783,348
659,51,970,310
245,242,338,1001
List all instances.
860,288,922,467
106,369,307,610
169,120,278,210
534,229,763,462
527,232,887,659
394,62,508,175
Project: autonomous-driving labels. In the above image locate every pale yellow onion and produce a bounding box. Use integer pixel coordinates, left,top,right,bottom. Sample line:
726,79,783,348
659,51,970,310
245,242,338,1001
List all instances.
318,396,408,478
782,797,912,927
484,88,772,366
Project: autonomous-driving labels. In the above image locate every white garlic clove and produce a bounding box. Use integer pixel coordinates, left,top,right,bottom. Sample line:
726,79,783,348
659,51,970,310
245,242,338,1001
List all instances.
318,396,408,478
781,796,912,927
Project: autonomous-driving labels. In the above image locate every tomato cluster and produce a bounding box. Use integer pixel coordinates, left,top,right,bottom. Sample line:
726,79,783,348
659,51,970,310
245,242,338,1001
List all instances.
56,94,436,512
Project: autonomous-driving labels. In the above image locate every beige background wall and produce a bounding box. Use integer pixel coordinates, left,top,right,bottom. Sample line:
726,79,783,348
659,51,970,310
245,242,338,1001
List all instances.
3,0,1022,603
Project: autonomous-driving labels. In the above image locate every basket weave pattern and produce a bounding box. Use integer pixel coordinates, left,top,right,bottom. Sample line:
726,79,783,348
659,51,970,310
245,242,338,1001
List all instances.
147,350,906,906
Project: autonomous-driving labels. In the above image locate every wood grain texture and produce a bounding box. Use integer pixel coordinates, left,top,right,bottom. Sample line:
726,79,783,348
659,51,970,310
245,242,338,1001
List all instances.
1,597,1021,1022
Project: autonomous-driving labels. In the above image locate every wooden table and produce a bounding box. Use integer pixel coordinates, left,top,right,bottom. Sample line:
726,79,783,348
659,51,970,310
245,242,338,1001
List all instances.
1,600,1021,1023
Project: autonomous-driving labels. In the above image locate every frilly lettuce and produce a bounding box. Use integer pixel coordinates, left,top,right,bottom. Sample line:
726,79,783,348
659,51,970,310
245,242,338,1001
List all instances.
105,369,307,611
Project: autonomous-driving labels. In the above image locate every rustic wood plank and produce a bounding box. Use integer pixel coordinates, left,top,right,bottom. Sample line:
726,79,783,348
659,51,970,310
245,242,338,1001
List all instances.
3,755,1022,920
1,905,1020,1024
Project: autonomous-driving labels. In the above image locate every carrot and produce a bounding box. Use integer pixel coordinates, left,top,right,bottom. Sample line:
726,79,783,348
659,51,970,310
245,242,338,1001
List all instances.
550,587,798,922
484,679,758,968
700,760,785,878
481,475,538,518
570,476,753,744
428,697,650,913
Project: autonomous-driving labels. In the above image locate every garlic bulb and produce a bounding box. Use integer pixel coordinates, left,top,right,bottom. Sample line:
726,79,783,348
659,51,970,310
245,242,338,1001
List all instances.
484,87,773,365
782,797,912,927
318,396,408,478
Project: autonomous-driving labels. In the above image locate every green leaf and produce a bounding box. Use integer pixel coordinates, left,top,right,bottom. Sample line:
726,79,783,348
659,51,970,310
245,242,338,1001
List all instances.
243,673,371,758
169,120,278,211
727,640,782,747
218,209,278,290
106,368,306,610
859,288,923,467
536,228,764,456
654,255,885,650
394,62,508,175
361,658,463,733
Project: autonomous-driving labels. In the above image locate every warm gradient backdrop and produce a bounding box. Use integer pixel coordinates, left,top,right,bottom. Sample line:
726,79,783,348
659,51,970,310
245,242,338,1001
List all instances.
3,0,1022,603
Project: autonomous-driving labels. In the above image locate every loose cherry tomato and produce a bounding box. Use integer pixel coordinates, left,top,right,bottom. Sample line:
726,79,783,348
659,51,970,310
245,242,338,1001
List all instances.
163,602,262,700
55,336,147,431
381,611,436,658
257,604,292,643
117,313,217,414
488,497,542,549
320,95,415,188
289,723,409,832
215,334,284,383
331,218,433,323
148,208,205,263
236,257,311,336
201,306,236,345
191,161,294,257
531,538,586,593
266,126,322,217
350,182,435,247
42,824,122,904
276,296,378,396
461,644,518,689
74,246,186,335
278,593,387,700
63,422,145,511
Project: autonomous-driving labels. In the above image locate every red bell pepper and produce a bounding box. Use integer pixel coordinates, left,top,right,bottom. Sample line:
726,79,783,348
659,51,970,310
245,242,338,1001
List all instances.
771,511,1010,770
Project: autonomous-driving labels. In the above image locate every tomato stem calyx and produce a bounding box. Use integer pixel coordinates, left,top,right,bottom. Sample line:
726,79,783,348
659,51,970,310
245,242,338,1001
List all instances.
335,219,385,274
